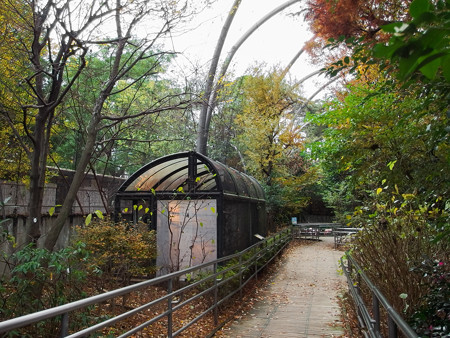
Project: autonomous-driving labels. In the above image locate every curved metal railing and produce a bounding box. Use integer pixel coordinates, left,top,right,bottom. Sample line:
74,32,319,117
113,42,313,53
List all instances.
0,228,291,337
341,253,418,338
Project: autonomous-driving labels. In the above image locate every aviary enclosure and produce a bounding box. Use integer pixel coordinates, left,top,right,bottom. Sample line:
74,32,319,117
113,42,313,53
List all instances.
114,151,267,275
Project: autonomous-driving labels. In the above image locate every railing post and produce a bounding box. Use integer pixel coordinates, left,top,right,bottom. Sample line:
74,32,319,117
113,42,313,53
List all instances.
372,292,381,335
214,262,219,326
254,249,259,281
167,278,173,338
348,256,353,274
60,313,69,337
388,315,398,338
354,283,364,329
239,254,243,298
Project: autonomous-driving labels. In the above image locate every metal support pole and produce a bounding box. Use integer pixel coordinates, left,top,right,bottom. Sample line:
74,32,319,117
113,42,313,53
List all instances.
388,315,398,338
214,263,219,326
254,252,258,281
239,255,243,298
355,284,364,328
60,313,69,337
372,293,381,334
167,279,173,338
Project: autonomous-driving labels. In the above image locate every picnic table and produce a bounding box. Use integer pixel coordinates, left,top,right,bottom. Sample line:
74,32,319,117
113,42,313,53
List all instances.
333,227,362,249
292,223,340,241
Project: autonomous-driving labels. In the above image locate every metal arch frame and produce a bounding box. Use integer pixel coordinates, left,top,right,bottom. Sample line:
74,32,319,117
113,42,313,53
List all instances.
116,151,264,201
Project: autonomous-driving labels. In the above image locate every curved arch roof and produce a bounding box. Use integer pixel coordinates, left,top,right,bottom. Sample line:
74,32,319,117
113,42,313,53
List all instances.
118,151,265,200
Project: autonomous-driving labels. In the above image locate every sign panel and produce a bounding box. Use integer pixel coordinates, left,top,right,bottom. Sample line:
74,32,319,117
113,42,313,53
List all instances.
156,199,217,275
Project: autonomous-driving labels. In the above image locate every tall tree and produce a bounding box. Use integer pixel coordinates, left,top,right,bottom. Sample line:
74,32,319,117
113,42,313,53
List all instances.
235,67,315,226
0,1,32,183
305,1,449,329
1,0,198,250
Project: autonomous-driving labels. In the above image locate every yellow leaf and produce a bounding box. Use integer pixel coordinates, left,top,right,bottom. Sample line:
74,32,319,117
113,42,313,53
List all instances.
85,213,92,225
376,188,383,195
94,210,104,219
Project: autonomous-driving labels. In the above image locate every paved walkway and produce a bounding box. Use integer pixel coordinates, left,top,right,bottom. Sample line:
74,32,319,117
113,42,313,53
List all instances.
221,237,346,337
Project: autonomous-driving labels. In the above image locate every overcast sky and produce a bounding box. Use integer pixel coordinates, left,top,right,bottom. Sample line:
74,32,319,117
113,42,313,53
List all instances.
165,0,329,99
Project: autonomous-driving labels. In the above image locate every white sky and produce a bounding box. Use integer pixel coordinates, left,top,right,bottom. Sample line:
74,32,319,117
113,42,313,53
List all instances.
165,0,329,99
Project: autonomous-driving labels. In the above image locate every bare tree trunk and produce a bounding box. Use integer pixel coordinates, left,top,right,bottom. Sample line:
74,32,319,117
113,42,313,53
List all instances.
27,115,48,243
43,2,128,250
43,106,102,250
197,0,302,155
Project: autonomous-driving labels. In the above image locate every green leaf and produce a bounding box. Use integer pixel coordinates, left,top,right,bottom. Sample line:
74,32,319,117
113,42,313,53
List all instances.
200,222,203,227
210,207,216,214
398,54,419,80
442,55,450,81
419,56,440,79
373,43,398,59
421,28,446,48
85,214,92,226
94,210,104,219
138,205,143,211
381,22,405,34
387,160,397,170
49,207,55,217
409,0,430,19
399,293,408,299
145,207,150,214
123,208,128,213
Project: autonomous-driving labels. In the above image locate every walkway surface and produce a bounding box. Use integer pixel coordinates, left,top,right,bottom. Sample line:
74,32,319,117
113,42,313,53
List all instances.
221,237,346,337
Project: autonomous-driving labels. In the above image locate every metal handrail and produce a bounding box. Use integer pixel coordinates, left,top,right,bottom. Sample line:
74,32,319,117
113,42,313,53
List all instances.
0,228,291,337
341,252,418,338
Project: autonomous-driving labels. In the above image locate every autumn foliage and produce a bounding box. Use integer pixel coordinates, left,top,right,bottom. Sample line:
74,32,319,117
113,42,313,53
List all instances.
305,0,412,41
74,217,157,286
